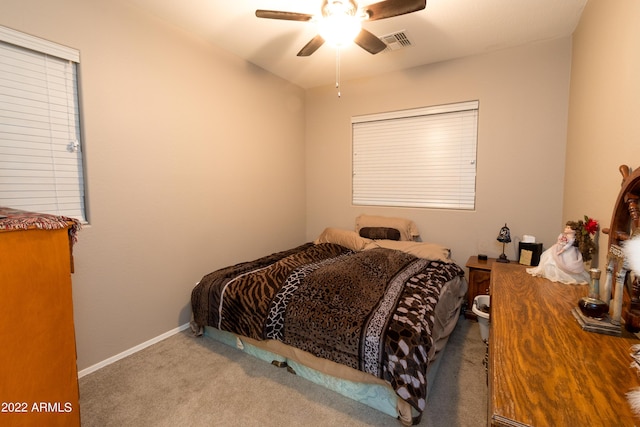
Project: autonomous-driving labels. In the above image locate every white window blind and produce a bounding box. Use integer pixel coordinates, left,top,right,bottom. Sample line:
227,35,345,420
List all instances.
0,26,86,222
352,101,478,210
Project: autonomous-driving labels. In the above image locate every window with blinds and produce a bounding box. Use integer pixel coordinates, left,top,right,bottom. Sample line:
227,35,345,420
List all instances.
352,101,478,210
0,26,86,222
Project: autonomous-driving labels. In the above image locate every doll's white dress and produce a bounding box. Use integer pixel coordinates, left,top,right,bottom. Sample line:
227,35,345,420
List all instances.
526,232,589,284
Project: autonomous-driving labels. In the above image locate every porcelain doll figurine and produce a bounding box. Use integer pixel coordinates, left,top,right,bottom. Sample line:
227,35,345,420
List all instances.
526,223,590,284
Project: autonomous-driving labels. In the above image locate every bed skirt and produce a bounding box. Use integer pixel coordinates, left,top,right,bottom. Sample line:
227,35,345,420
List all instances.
203,325,416,424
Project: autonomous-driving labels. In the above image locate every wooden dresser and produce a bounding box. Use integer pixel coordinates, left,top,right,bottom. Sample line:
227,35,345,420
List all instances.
0,220,80,426
489,262,640,426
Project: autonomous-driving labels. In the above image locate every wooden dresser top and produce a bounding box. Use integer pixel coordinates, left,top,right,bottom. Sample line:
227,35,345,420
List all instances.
489,262,640,427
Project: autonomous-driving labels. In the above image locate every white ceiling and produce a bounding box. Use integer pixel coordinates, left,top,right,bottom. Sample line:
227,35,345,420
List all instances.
125,0,588,89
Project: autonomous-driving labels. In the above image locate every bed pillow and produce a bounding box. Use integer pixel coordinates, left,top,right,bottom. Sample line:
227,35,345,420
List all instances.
314,227,371,251
355,214,420,241
364,240,452,262
358,227,401,241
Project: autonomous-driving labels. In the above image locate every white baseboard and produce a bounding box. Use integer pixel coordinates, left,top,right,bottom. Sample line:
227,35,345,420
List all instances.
78,322,191,378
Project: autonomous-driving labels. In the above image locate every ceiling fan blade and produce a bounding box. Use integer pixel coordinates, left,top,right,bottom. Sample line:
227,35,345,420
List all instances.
354,29,387,54
297,35,325,56
255,10,313,21
363,0,426,21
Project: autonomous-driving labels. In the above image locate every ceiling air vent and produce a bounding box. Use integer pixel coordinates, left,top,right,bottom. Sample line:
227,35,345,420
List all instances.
380,30,413,52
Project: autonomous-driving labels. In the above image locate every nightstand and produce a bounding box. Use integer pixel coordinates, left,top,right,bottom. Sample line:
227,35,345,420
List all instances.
464,256,496,319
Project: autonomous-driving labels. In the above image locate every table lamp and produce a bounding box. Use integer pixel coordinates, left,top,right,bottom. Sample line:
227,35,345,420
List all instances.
496,223,511,263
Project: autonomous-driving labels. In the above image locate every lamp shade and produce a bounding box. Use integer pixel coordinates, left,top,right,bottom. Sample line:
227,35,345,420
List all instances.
497,224,511,243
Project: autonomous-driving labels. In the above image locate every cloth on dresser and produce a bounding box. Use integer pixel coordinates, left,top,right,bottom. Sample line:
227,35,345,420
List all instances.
0,207,81,242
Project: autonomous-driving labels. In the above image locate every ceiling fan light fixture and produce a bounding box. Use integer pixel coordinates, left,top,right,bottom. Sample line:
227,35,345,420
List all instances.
318,0,362,47
318,15,361,47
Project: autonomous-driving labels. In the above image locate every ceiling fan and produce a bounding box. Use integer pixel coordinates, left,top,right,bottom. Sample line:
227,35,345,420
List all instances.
255,0,426,57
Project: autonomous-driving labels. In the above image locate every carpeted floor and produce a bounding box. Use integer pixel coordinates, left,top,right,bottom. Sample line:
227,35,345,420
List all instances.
79,316,487,427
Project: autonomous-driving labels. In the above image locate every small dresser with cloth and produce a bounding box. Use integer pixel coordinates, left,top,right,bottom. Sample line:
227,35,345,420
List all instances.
0,207,81,426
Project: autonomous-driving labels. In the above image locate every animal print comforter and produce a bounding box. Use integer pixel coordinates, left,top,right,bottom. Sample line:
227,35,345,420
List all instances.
191,242,464,417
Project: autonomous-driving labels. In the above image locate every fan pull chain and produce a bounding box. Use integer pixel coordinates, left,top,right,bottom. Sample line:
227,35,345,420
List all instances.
336,47,341,98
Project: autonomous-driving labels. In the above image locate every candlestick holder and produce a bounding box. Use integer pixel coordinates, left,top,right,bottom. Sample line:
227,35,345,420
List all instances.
578,269,608,319
572,251,626,336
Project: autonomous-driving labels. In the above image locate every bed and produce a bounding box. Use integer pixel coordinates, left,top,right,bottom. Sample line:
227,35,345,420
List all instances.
190,215,468,425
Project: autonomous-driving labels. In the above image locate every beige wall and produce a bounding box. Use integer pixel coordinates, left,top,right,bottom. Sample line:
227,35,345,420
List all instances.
0,0,307,371
5,0,632,374
565,0,640,270
305,39,573,268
